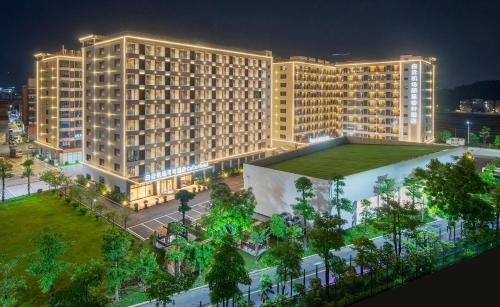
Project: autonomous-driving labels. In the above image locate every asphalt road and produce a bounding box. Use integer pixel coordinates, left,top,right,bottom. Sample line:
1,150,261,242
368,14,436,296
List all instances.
135,218,452,307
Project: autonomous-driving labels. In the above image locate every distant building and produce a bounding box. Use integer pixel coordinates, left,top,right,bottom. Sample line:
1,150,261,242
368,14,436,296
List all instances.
21,78,37,141
458,98,500,113
34,47,83,164
0,86,20,123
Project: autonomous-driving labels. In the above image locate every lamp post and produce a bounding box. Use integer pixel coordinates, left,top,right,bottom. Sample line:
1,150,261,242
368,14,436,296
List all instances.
466,121,471,146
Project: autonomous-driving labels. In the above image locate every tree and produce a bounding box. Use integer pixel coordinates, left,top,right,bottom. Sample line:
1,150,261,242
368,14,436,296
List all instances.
495,135,500,149
468,132,480,145
359,199,375,234
27,231,68,303
52,261,110,307
189,241,213,273
165,223,190,277
403,176,425,221
104,209,118,227
378,177,398,205
329,175,353,219
480,162,500,236
101,229,131,302
249,228,269,259
374,199,421,256
270,214,288,241
0,159,14,202
206,235,251,307
175,189,195,226
263,239,304,295
75,174,89,186
134,250,159,288
0,258,25,307
69,185,85,204
438,130,452,143
204,183,256,244
94,202,105,222
415,154,490,235
402,229,454,273
39,170,57,192
479,126,491,145
258,273,274,304
308,212,345,295
120,209,132,229
352,237,378,275
373,174,388,207
145,271,177,307
292,176,315,248
21,158,34,196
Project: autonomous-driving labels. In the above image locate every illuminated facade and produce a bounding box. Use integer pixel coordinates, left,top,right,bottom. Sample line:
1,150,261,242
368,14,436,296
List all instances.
21,78,37,141
272,55,435,147
35,48,83,163
80,32,272,204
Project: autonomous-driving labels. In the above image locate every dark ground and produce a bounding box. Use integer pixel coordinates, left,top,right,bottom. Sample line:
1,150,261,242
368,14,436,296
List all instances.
352,246,500,307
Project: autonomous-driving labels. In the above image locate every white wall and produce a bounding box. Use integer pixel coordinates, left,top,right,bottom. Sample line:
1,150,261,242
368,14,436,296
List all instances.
244,147,466,227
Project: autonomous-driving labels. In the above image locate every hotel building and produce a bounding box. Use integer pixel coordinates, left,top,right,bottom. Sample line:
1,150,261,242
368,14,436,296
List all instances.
79,32,272,204
35,48,83,163
271,55,435,147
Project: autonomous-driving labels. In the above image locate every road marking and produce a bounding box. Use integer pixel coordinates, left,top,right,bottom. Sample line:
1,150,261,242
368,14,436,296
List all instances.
127,228,147,240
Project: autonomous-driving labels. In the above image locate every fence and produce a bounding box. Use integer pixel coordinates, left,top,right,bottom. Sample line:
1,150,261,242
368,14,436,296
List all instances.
284,235,499,307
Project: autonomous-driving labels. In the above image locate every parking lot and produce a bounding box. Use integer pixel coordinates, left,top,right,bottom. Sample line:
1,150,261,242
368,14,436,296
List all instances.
127,191,211,240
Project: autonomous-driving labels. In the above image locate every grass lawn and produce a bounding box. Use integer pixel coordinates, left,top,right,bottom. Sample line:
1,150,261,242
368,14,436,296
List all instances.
0,192,118,306
267,144,448,179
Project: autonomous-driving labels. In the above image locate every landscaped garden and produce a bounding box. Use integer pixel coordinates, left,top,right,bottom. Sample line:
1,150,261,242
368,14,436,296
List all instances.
267,144,449,179
0,192,115,305
0,153,498,307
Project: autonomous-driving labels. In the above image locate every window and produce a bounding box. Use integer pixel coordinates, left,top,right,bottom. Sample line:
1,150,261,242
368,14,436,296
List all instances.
114,163,120,171
99,158,104,166
280,91,286,96
114,44,121,52
280,74,287,79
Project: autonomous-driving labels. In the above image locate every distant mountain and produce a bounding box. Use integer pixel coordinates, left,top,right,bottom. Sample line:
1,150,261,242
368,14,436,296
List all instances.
437,80,500,111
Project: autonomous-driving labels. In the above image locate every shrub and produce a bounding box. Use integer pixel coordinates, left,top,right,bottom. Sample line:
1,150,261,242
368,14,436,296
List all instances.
64,197,71,204
107,190,126,204
79,206,90,216
71,202,80,209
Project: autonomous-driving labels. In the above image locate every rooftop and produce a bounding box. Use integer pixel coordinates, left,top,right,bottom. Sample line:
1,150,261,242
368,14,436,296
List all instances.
274,55,436,67
79,31,272,58
266,143,448,179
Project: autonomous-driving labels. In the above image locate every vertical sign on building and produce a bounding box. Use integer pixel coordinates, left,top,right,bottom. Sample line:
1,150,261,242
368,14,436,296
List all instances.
410,63,419,125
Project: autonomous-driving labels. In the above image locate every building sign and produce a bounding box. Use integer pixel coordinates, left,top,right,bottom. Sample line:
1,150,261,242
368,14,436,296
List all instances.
144,163,210,182
410,63,419,125
309,135,330,144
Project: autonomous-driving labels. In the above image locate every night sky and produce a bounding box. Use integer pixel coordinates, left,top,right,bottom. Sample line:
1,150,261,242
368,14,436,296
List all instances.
1,0,499,89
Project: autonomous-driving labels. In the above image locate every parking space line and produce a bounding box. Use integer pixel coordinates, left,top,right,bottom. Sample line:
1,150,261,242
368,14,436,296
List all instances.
127,228,147,240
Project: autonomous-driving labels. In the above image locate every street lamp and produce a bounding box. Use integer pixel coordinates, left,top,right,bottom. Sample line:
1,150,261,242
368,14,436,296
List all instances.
466,121,471,146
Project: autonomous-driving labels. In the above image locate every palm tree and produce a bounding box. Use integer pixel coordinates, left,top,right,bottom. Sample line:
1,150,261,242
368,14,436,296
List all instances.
21,159,34,196
0,159,14,202
175,189,195,225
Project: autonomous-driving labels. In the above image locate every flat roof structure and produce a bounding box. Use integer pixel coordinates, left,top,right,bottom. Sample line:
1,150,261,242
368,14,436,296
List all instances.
266,143,449,179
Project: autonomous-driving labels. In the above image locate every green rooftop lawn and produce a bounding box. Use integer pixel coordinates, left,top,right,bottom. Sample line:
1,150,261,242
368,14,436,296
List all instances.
0,192,116,306
267,144,448,179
